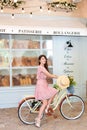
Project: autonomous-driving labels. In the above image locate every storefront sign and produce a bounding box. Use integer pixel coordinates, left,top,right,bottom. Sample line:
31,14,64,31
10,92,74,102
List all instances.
53,31,80,35
0,25,87,36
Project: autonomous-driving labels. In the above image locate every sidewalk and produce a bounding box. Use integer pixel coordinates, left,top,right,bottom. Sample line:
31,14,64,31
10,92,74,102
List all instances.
0,103,87,130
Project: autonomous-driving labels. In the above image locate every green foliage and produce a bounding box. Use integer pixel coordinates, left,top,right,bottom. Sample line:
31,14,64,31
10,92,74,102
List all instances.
48,0,77,12
53,84,61,90
0,0,25,8
68,76,76,86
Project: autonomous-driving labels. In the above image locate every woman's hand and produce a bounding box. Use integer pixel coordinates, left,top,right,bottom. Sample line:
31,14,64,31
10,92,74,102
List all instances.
54,75,58,79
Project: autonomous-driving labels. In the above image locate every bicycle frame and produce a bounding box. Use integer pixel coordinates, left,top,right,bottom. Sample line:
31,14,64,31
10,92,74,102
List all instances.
18,88,71,114
51,88,71,111
19,96,42,113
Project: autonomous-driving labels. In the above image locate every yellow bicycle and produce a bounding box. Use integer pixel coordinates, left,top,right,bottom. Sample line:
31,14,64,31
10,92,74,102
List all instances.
18,88,85,125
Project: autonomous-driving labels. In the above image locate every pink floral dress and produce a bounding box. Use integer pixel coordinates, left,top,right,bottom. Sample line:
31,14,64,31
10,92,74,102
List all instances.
35,66,58,100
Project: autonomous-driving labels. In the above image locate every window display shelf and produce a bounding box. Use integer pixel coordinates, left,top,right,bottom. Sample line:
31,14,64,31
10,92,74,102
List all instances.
0,67,10,69
0,34,53,87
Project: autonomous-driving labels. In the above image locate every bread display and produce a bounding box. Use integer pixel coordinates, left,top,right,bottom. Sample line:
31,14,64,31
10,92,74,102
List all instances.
12,56,38,66
12,74,37,86
0,52,9,67
20,77,31,86
12,40,40,49
0,75,10,87
0,37,53,87
12,57,23,66
0,75,2,86
0,39,9,48
12,40,29,49
0,56,9,67
28,40,40,49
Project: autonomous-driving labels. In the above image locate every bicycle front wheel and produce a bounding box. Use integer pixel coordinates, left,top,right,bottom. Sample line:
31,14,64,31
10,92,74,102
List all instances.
18,97,41,125
60,95,85,120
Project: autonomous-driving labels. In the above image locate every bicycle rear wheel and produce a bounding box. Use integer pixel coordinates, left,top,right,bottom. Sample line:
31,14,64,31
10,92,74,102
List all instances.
18,97,42,125
60,95,85,120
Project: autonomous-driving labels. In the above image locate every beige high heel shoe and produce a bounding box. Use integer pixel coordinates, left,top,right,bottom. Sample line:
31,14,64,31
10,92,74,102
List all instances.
35,118,41,128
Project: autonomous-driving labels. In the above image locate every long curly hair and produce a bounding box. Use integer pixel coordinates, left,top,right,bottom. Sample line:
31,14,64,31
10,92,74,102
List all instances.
38,54,49,72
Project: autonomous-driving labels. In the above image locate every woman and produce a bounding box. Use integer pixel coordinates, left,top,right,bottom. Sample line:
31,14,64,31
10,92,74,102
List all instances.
35,54,58,127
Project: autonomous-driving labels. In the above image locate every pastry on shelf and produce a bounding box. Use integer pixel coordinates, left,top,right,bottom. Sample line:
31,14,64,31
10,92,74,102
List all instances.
28,40,40,49
12,40,29,49
1,75,10,87
12,77,20,86
30,74,37,85
12,57,23,66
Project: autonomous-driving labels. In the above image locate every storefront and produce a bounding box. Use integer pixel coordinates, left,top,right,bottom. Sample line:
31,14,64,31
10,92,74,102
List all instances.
0,17,87,108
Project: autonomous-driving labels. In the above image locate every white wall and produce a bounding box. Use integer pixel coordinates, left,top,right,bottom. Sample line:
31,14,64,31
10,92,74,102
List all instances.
53,35,87,99
0,87,35,108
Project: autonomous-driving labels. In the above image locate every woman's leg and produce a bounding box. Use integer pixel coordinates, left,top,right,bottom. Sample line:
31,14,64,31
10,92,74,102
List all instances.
47,95,55,105
38,99,48,119
35,99,48,127
45,94,56,113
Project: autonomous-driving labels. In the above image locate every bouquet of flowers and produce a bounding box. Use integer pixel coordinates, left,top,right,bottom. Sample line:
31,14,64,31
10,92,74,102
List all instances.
53,76,76,94
68,76,76,86
67,76,76,94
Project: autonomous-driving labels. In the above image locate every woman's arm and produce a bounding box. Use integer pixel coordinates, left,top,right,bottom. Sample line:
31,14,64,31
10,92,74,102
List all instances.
42,66,58,79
